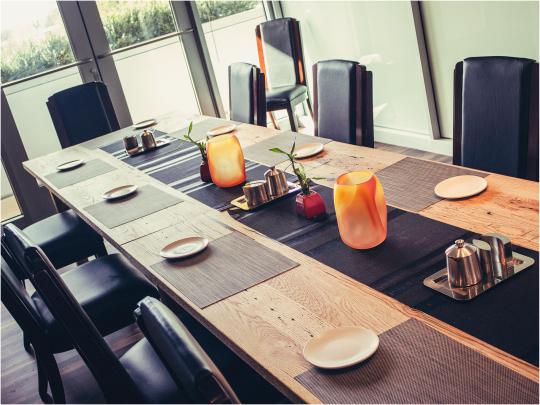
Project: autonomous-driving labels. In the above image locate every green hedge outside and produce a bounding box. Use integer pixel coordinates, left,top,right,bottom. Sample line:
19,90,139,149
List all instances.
1,0,259,83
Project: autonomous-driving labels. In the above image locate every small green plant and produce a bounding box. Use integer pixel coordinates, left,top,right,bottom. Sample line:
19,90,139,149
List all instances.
270,141,317,195
183,121,208,162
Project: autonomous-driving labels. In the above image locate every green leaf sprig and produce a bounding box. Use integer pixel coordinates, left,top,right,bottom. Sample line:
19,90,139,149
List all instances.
183,121,208,162
269,141,314,195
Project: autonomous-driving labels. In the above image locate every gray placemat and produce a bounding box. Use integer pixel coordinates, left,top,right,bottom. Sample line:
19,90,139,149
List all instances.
375,157,489,212
85,184,181,228
243,131,332,166
296,319,538,404
151,231,298,308
172,117,240,141
45,159,115,189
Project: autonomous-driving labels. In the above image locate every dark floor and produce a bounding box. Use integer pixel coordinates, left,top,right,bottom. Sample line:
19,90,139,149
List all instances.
1,144,451,404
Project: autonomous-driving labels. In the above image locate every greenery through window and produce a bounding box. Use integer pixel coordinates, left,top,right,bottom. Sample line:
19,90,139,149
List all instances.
1,0,260,84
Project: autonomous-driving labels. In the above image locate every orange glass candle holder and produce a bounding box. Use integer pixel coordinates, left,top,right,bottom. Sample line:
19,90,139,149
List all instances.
334,171,387,249
207,134,246,188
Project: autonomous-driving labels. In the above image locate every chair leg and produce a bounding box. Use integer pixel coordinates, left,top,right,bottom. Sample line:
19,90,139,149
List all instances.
41,351,65,404
286,104,299,132
36,353,54,404
94,240,108,258
306,97,314,117
268,112,279,130
23,332,33,355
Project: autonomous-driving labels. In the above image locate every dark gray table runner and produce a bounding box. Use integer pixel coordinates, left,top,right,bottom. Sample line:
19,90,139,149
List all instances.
296,319,538,404
101,124,539,366
243,131,332,166
151,231,298,308
45,159,115,189
375,157,489,212
85,184,181,228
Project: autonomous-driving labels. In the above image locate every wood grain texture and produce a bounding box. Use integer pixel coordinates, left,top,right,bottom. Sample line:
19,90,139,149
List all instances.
21,115,539,403
422,174,539,251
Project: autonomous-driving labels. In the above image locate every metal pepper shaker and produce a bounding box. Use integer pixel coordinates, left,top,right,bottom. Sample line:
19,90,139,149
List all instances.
123,134,139,155
445,239,483,288
141,129,157,151
264,167,288,198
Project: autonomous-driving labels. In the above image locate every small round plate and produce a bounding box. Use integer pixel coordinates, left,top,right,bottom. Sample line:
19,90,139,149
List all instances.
207,124,236,137
434,175,487,199
56,159,85,171
160,236,209,260
133,119,157,130
294,143,324,159
102,185,138,200
303,327,379,369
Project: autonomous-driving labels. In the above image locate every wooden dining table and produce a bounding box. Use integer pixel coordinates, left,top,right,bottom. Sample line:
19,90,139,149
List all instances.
23,111,539,403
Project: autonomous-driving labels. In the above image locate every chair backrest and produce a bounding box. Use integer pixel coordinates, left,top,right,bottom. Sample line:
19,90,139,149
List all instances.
1,237,45,344
256,17,306,89
313,60,374,147
453,56,539,181
3,224,141,404
135,297,240,404
47,82,120,148
229,63,267,127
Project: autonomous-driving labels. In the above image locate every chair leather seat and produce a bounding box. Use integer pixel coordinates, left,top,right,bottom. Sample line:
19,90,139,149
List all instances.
23,209,103,269
120,338,186,404
32,253,158,353
266,84,307,107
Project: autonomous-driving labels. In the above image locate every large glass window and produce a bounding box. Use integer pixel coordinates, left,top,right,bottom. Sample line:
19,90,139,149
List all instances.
281,1,432,143
196,1,266,116
1,1,83,160
96,0,200,122
1,1,75,83
1,162,21,222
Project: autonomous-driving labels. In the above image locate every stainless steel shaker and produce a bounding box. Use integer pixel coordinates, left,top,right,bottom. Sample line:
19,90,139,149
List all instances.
445,239,483,288
243,181,269,207
480,233,514,279
141,129,157,150
264,167,288,198
123,134,140,155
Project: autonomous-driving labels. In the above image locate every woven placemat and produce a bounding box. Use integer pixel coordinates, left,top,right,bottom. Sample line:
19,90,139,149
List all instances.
151,231,298,308
45,159,115,189
85,184,181,228
375,157,489,212
296,319,538,404
243,131,332,166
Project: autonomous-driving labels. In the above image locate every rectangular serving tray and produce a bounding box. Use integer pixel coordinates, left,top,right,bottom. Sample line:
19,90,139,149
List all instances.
230,182,301,211
423,252,535,301
126,137,171,157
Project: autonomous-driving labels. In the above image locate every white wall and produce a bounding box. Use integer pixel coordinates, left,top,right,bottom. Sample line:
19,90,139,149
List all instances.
422,1,539,140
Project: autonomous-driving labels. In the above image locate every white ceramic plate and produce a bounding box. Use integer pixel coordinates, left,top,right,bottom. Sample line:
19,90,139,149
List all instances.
303,327,379,369
56,159,85,171
102,185,138,200
133,119,157,129
160,236,209,260
434,175,487,199
294,143,324,159
207,124,236,137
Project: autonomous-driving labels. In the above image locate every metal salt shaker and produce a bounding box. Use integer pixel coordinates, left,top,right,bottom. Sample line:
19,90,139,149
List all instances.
141,129,157,151
445,239,483,288
264,167,288,198
123,134,139,155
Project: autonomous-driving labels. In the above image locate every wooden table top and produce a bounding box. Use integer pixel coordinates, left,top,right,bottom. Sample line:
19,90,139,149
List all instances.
23,111,539,402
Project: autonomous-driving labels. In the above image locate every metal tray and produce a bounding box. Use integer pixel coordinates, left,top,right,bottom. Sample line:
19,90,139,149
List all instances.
230,182,301,211
423,252,535,301
127,138,171,157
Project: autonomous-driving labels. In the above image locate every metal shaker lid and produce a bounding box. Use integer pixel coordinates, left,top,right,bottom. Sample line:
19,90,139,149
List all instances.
445,239,478,259
264,166,284,177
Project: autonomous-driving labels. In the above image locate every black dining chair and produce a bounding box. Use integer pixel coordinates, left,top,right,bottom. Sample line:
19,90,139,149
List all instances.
16,233,240,403
312,60,374,147
21,209,108,270
229,63,266,127
256,18,311,132
1,224,159,403
453,56,539,181
47,82,120,148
